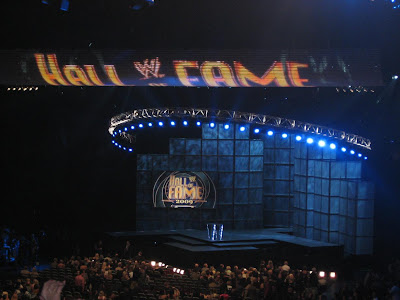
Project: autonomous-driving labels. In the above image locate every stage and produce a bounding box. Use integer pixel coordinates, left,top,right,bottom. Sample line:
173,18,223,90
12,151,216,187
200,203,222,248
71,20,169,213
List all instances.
106,228,343,268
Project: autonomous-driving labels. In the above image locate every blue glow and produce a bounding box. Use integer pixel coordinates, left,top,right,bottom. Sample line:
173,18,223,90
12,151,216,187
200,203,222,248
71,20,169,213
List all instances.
170,121,176,126
118,145,122,148
124,127,128,131
139,124,143,128
306,138,314,144
123,147,126,150
254,128,260,134
341,147,347,152
364,156,368,160
350,150,355,155
112,140,115,144
183,121,188,126
131,125,135,130
267,130,274,136
129,149,133,152
158,121,163,127
119,130,122,133
318,140,326,147
148,122,153,127
210,122,215,128
282,133,288,139
239,126,245,132
224,124,230,130
295,135,302,141
60,0,69,11
196,121,201,126
358,153,362,158
330,143,336,150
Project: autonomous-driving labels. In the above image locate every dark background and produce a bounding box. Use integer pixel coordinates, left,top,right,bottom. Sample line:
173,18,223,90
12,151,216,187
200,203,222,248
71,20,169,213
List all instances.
1,0,399,258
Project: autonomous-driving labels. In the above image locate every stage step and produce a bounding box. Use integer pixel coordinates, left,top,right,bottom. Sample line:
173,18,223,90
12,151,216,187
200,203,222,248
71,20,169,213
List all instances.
165,242,258,252
212,240,278,247
168,236,207,245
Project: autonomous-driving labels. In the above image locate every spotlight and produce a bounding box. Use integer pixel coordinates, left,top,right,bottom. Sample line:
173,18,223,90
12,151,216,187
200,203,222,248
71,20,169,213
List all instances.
364,156,368,160
177,269,181,273
170,121,176,126
393,75,399,80
267,130,274,136
350,150,355,155
196,121,201,126
173,268,177,272
341,147,347,152
129,149,133,152
158,121,163,127
209,122,215,128
139,124,144,128
124,127,128,131
131,125,135,130
158,262,162,267
151,261,156,266
183,121,188,126
330,272,336,279
306,138,314,144
319,271,325,278
35,87,39,90
180,270,184,275
318,140,326,147
282,133,288,139
254,128,260,134
239,126,245,132
118,130,122,133
330,143,336,150
224,124,230,130
148,122,153,127
296,135,302,141
123,147,126,150
111,140,115,144
7,88,10,91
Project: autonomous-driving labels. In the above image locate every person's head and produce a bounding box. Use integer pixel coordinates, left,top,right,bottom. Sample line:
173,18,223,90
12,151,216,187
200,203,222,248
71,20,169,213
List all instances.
126,241,130,246
284,261,289,266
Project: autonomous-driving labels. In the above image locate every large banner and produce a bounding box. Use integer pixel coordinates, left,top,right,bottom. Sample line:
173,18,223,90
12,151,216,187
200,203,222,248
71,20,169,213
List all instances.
0,49,382,87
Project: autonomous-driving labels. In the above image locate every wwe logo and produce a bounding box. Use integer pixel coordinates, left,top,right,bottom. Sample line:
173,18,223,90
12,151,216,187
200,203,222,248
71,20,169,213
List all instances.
134,57,165,79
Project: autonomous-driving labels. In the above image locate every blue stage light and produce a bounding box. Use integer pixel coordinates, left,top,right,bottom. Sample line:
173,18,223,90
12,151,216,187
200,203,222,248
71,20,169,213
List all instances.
170,121,176,126
123,147,126,150
254,128,260,134
358,153,362,158
119,130,122,133
267,130,274,136
196,121,201,126
330,143,336,150
60,0,69,11
124,127,128,131
296,135,302,141
183,121,188,126
148,122,153,127
364,156,368,160
139,124,143,128
239,126,245,132
158,121,163,127
210,122,215,128
118,145,122,148
341,147,347,152
224,124,230,130
131,125,135,130
112,140,115,144
318,140,326,147
129,149,133,152
282,133,288,139
306,138,314,144
350,150,355,155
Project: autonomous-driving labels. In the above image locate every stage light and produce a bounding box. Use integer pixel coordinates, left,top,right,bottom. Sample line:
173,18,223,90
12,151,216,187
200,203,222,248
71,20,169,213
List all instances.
111,140,115,144
183,121,188,126
131,125,135,130
364,156,368,160
282,133,288,139
393,75,399,80
60,0,69,11
319,271,325,278
306,138,314,144
123,147,126,150
196,121,201,126
35,87,39,90
330,272,336,279
254,128,260,134
330,143,336,150
130,0,155,10
239,126,245,132
177,269,181,273
224,124,230,130
148,122,153,127
118,130,122,133
341,147,347,152
151,261,156,266
118,145,122,148
170,121,176,126
267,130,274,136
318,140,326,147
209,122,215,128
350,150,355,155
124,127,128,131
358,153,362,158
173,268,176,272
296,135,302,141
129,149,133,152
139,124,144,128
158,121,163,127
158,262,162,267
180,270,184,275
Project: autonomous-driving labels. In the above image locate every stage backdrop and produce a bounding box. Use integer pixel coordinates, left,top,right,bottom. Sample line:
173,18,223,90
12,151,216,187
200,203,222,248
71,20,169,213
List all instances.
136,123,374,255
0,49,382,87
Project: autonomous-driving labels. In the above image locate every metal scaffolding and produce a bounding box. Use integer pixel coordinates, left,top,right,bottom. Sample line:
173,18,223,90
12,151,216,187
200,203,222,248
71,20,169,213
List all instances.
109,107,372,150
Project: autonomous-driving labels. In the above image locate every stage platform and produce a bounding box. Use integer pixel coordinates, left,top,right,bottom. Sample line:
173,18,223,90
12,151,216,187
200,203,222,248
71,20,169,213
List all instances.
106,228,343,266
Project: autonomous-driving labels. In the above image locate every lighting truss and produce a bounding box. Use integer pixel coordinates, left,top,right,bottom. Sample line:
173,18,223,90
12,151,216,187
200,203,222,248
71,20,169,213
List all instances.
109,108,372,150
